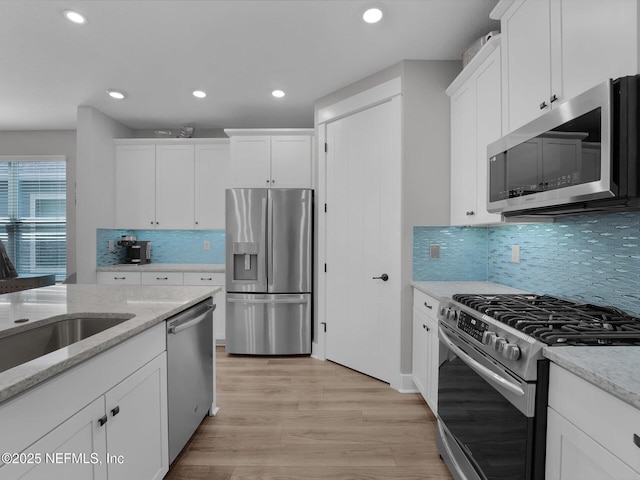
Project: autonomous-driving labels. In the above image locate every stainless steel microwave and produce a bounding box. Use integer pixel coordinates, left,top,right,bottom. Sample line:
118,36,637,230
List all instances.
487,75,640,216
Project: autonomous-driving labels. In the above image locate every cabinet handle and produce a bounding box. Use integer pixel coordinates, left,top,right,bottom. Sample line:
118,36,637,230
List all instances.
201,277,212,281
423,324,430,332
539,101,548,110
195,221,199,225
634,433,640,448
266,180,270,183
372,273,389,281
150,221,154,225
156,277,168,280
272,179,275,184
114,277,126,280
550,94,558,104
111,406,120,417
465,211,475,216
424,302,432,309
98,415,108,427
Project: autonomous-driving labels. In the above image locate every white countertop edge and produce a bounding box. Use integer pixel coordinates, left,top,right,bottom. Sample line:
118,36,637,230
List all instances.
543,346,640,410
0,285,221,404
97,263,225,273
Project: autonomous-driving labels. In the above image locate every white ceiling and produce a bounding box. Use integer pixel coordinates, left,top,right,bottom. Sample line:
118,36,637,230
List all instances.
0,0,499,132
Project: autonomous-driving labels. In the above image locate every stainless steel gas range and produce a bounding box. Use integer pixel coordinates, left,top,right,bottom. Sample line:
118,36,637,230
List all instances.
436,293,640,480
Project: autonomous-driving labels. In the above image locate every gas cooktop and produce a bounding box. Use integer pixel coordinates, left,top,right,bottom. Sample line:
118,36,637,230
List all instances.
452,293,640,347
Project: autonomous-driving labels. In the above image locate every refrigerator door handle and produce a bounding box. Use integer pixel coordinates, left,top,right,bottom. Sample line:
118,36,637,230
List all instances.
266,193,274,287
227,296,309,305
260,195,268,287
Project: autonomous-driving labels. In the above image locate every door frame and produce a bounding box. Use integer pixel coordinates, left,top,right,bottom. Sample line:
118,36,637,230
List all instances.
314,77,403,389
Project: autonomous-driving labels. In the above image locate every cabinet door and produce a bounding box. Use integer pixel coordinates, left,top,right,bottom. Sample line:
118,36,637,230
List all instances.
425,314,439,414
155,145,195,230
556,0,638,103
115,144,156,229
450,82,477,225
0,397,107,480
231,136,271,188
546,407,640,480
194,143,231,229
105,353,168,480
270,136,312,188
502,0,552,132
474,47,503,224
412,306,429,400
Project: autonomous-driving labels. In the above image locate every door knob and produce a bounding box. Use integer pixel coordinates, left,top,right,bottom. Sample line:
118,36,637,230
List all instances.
372,274,389,281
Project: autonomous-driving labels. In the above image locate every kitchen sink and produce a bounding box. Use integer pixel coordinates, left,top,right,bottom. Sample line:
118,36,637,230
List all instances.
0,314,135,374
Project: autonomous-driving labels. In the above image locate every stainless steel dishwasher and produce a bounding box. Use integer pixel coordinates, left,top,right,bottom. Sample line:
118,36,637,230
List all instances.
166,298,215,464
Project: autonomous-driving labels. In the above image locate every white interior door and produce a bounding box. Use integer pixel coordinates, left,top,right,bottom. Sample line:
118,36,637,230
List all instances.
324,97,401,384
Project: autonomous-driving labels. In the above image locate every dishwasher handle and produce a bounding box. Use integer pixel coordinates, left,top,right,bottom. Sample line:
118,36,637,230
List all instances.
167,304,215,335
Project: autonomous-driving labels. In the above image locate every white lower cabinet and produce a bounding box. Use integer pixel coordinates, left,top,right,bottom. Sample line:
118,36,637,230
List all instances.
183,272,225,343
0,324,168,480
546,364,640,480
97,272,141,285
141,271,184,286
97,270,226,342
412,288,440,414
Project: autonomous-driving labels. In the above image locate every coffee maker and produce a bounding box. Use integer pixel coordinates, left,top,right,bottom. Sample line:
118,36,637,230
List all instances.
117,235,151,265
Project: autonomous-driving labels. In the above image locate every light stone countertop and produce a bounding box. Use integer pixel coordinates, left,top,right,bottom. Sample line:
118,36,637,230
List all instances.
411,280,640,410
97,263,225,273
411,280,528,300
0,284,221,404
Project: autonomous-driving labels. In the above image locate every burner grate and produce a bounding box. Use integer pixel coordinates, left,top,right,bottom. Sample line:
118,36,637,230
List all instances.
452,293,640,346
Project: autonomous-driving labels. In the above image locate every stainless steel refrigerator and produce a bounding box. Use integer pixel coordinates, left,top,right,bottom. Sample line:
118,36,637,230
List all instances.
225,188,312,355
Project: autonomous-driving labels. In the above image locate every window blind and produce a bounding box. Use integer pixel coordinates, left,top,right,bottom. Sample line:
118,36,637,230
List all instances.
0,159,66,281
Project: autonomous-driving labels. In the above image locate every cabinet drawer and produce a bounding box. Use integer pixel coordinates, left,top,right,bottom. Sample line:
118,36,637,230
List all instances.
413,289,439,319
97,271,141,285
141,271,184,286
183,272,225,286
549,364,640,472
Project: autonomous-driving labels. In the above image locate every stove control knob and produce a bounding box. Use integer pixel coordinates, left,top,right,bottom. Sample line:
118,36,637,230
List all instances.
439,306,448,317
494,337,507,353
447,309,458,321
482,331,496,346
502,343,521,361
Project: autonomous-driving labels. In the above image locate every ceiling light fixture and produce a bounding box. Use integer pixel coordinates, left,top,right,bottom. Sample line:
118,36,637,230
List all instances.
362,6,384,24
63,10,87,25
272,90,285,98
106,89,126,100
192,90,207,98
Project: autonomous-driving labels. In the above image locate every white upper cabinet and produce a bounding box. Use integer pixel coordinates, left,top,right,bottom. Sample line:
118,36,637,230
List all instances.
155,145,195,230
194,143,232,230
494,0,639,133
447,37,503,226
226,129,314,188
115,144,156,229
115,139,230,230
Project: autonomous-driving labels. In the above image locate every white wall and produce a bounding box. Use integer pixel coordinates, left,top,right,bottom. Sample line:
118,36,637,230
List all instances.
314,60,460,383
76,106,131,284
0,130,77,280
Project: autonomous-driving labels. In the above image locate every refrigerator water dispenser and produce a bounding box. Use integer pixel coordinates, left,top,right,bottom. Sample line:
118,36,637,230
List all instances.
232,242,259,281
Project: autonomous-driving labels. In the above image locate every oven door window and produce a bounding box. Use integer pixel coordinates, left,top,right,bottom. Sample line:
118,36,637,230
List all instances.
438,343,534,479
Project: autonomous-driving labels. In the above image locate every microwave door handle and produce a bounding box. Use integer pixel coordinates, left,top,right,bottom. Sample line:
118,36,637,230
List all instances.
439,326,525,397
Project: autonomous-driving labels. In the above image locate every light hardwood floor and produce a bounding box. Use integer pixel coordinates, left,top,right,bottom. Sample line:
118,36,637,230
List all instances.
165,347,453,480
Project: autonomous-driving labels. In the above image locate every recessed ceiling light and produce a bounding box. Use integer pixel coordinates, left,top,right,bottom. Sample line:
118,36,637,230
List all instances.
106,89,126,100
192,90,207,98
63,10,87,25
362,6,384,24
272,90,285,98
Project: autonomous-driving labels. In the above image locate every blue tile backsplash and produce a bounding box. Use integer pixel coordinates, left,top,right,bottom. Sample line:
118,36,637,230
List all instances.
413,211,640,315
97,229,225,266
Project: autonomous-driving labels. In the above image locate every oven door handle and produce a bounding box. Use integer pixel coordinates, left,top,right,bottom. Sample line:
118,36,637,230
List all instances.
439,326,525,397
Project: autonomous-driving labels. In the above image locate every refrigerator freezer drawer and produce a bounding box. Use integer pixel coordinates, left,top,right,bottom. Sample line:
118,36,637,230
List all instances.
225,293,311,355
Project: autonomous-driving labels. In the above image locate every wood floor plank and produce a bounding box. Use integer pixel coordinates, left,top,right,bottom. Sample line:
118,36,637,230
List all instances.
164,348,453,480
